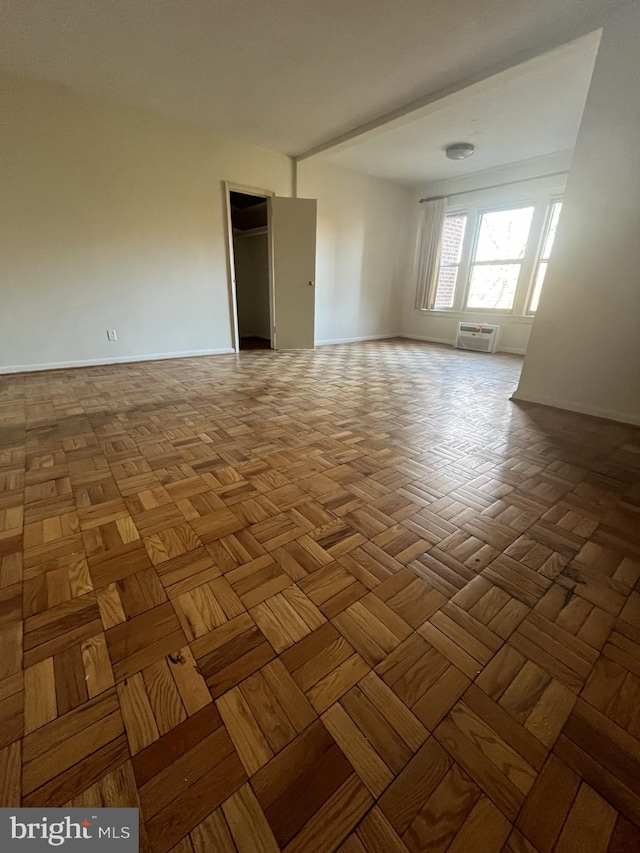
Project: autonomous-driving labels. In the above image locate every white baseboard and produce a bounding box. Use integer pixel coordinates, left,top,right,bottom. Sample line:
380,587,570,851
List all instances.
315,333,401,346
399,333,454,346
511,390,640,427
400,334,525,355
0,348,235,375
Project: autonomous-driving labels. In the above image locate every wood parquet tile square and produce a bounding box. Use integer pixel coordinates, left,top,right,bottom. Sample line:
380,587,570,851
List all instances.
252,719,372,850
1,340,640,850
375,633,469,728
132,703,246,853
106,601,186,682
333,593,412,666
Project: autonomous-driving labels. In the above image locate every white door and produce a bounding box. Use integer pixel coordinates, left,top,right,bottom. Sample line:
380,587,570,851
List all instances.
269,197,317,350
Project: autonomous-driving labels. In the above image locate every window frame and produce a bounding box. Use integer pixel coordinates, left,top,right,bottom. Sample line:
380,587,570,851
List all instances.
462,202,537,314
432,212,469,310
525,196,564,315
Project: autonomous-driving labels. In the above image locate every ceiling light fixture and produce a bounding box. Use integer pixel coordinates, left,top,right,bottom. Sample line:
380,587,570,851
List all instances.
445,142,475,161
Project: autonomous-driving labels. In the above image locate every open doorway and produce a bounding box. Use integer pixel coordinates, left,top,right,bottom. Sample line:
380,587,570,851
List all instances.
228,189,272,350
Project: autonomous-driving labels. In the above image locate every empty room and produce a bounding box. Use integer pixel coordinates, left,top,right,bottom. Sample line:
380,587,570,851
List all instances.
1,1,639,851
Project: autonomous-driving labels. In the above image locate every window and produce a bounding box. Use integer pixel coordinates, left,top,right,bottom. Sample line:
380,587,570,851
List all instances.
466,206,535,310
529,201,563,313
432,214,467,309
420,189,565,316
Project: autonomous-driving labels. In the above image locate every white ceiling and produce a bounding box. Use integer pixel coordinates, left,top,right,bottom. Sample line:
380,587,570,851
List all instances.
319,33,601,187
0,0,622,156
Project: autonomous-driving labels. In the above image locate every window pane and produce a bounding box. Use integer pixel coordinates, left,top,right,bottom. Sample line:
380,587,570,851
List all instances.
467,264,521,309
474,207,534,261
432,214,467,309
433,266,458,309
440,214,467,264
529,262,547,313
529,201,563,312
542,202,562,259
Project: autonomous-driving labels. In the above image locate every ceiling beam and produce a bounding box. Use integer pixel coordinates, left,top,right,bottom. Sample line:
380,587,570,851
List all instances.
294,28,602,162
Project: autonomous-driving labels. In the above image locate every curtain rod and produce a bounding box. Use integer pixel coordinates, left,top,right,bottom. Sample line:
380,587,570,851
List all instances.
419,169,569,204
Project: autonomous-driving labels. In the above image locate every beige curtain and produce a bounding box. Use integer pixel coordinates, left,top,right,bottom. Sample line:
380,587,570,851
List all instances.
414,198,448,310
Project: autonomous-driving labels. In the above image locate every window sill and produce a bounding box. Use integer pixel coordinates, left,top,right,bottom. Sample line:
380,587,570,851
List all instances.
415,309,535,325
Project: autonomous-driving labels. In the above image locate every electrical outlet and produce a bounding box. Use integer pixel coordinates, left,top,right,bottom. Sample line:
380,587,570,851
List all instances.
107,329,117,342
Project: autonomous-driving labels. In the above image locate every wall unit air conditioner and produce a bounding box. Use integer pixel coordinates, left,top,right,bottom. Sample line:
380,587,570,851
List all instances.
455,322,500,353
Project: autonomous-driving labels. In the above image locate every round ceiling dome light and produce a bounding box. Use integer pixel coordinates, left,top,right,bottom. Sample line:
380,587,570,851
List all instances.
445,142,475,161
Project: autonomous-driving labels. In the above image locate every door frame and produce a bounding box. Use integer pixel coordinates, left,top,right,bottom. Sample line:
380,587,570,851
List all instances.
223,181,275,353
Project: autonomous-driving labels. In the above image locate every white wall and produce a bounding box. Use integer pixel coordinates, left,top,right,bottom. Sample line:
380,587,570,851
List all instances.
0,72,292,372
400,164,568,354
233,231,271,339
297,160,412,344
514,2,640,425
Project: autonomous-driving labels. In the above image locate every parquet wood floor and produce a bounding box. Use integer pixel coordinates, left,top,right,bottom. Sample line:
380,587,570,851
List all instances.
1,339,639,852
